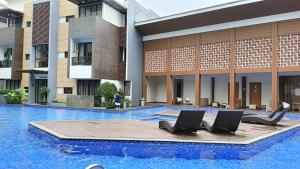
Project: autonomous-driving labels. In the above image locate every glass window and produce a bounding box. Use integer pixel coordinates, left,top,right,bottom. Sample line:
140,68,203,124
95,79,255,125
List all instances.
25,54,30,60
66,15,74,22
6,80,21,90
64,52,68,58
26,21,31,27
63,87,73,94
77,80,100,96
80,6,85,17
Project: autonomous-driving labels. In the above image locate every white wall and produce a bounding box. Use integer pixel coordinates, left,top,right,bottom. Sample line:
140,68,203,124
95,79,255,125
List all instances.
236,73,272,107
200,73,272,107
147,77,167,102
0,68,11,79
201,75,212,103
69,65,92,79
102,3,125,27
214,74,229,103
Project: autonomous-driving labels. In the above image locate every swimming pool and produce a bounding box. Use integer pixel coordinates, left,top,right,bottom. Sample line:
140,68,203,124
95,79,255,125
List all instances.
1,105,300,169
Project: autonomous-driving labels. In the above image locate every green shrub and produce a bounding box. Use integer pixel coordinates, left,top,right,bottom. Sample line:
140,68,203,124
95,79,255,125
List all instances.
0,89,11,95
96,82,117,108
5,88,27,104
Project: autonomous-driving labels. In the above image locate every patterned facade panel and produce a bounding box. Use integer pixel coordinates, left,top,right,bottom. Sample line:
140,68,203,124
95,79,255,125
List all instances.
235,37,272,68
145,49,167,73
171,46,196,72
278,34,300,67
199,42,230,70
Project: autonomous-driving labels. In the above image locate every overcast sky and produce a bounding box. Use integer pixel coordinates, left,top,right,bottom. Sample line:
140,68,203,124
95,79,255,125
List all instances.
136,0,239,16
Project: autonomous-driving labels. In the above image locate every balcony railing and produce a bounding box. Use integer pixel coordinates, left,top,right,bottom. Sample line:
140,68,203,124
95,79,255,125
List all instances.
0,60,12,68
72,56,92,65
35,58,48,68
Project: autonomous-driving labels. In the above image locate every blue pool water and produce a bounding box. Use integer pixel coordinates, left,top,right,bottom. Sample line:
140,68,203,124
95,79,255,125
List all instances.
1,105,300,169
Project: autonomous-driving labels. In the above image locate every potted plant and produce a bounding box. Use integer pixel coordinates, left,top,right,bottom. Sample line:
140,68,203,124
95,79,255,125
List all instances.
40,86,50,103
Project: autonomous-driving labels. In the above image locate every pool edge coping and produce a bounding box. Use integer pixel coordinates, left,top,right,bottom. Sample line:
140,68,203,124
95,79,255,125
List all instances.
28,121,300,146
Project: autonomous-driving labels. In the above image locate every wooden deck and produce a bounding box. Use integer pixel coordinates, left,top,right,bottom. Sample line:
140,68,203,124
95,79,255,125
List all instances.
30,111,300,145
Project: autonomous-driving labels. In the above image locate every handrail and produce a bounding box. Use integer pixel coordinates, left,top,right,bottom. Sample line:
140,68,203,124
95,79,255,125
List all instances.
72,56,92,65
0,60,12,68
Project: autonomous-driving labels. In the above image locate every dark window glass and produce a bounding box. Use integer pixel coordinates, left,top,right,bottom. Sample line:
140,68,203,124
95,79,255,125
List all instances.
7,17,22,27
66,15,74,22
64,87,73,94
79,3,102,17
64,52,68,58
34,44,48,68
26,21,31,27
24,87,29,93
77,80,100,96
6,80,21,90
25,54,30,60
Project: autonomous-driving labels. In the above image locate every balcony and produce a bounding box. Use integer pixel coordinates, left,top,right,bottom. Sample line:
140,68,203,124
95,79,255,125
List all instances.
72,56,92,66
0,60,12,68
35,58,48,68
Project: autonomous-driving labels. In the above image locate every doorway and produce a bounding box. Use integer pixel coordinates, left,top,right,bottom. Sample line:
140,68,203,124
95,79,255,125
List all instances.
174,79,183,101
279,76,300,110
250,82,262,107
35,79,48,103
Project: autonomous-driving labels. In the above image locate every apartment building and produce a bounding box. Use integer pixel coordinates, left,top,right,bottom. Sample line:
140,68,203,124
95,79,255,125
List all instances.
0,8,23,90
136,0,300,111
17,0,156,105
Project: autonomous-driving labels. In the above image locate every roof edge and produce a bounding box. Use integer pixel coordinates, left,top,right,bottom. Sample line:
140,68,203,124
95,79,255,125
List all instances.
135,0,263,26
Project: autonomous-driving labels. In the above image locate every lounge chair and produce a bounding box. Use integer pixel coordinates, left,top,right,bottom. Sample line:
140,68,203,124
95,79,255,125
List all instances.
241,102,290,126
159,110,205,134
202,111,244,134
243,104,283,117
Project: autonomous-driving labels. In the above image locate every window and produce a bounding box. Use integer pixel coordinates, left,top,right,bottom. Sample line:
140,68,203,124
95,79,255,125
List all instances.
79,3,102,17
25,54,30,60
34,44,48,68
24,87,29,93
64,87,73,94
64,52,68,58
77,80,100,96
66,15,74,22
26,21,31,27
7,17,22,28
6,80,21,90
72,42,92,65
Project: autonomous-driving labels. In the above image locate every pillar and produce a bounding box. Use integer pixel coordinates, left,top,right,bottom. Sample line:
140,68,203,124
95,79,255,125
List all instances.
272,22,278,111
143,76,147,102
167,75,173,104
229,72,236,109
195,74,201,106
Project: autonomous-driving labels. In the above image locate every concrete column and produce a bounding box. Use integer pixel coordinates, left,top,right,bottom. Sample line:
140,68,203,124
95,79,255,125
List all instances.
143,76,147,102
29,73,35,103
47,0,59,104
